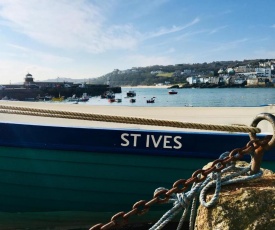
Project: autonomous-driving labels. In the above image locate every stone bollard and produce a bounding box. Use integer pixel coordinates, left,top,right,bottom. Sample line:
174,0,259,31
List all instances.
195,162,275,230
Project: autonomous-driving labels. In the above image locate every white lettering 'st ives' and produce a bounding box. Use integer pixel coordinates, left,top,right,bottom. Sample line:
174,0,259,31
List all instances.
120,133,182,149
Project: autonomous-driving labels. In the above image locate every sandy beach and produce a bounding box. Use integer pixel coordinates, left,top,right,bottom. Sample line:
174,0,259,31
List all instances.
0,101,274,134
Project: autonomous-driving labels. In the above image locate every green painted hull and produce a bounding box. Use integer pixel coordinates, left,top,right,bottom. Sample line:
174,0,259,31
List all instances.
0,146,212,228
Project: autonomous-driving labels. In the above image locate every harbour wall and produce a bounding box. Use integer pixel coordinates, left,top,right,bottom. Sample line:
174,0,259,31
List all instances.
0,85,121,101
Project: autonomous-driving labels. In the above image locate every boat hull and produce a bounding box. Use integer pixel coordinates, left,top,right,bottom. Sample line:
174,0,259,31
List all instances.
126,91,136,97
0,122,274,227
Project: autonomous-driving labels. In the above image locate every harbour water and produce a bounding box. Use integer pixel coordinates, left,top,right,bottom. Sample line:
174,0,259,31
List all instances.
83,87,275,107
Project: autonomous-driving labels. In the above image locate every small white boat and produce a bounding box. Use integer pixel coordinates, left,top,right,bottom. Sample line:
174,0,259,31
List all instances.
168,89,178,94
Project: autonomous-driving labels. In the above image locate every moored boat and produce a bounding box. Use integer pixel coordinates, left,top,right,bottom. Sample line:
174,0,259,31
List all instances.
126,90,136,97
168,89,178,94
67,94,79,102
101,91,115,99
0,102,274,229
78,93,90,102
147,97,155,103
68,93,90,102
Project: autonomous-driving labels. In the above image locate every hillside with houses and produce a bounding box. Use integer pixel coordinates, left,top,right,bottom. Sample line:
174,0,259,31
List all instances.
90,59,275,88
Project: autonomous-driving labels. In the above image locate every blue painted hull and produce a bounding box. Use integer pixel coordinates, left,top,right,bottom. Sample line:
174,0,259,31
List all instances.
0,122,274,228
0,122,267,158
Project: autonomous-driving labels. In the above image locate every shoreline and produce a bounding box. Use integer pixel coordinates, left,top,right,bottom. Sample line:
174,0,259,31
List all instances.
121,85,275,89
121,85,169,89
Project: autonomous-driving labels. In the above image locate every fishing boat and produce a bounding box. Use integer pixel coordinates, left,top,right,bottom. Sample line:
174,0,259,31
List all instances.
78,93,90,102
126,90,136,97
67,97,89,103
168,89,178,94
68,93,90,103
0,102,274,229
67,94,79,102
147,97,155,103
101,91,115,99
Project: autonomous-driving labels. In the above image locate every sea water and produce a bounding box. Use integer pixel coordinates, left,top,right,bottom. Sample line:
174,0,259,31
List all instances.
84,87,275,107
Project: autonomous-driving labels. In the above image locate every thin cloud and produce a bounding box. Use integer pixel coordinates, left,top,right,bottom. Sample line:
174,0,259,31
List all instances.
207,9,232,20
0,0,139,53
0,1,201,53
175,26,227,41
7,43,30,52
145,18,200,40
208,26,228,35
175,29,209,41
6,43,73,63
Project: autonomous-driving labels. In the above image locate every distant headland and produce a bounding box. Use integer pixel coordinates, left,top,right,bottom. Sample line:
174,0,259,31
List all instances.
91,59,275,88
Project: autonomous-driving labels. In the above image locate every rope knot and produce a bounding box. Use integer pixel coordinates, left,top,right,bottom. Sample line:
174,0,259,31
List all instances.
176,192,190,208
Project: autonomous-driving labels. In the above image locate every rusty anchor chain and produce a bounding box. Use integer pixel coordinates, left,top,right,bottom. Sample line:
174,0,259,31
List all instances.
90,113,275,230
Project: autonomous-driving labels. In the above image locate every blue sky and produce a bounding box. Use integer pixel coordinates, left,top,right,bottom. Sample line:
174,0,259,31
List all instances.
0,0,275,84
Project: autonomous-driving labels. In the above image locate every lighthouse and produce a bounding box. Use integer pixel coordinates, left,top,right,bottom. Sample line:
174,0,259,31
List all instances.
24,73,34,86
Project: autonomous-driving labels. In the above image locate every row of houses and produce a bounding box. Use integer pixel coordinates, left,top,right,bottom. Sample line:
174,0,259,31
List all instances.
184,63,275,87
186,73,275,87
219,67,272,77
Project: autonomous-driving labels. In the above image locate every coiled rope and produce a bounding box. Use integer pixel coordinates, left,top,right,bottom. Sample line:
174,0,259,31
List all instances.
0,104,260,133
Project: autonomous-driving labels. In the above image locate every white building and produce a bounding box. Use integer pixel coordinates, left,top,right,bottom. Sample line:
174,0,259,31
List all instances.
198,76,209,83
186,76,199,84
255,67,271,77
